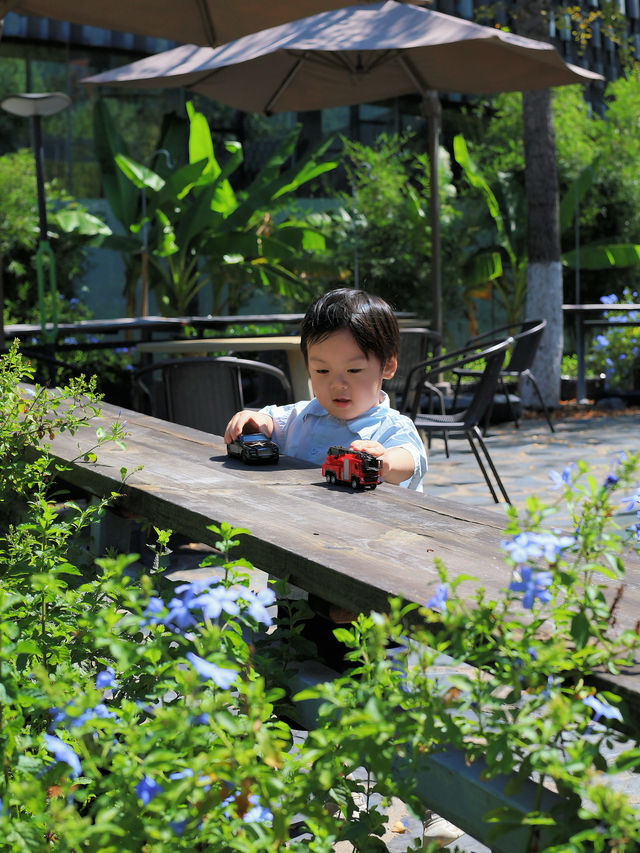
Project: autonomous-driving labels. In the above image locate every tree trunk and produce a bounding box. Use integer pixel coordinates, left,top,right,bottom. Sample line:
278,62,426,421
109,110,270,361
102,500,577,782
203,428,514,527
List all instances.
522,88,563,408
514,0,563,409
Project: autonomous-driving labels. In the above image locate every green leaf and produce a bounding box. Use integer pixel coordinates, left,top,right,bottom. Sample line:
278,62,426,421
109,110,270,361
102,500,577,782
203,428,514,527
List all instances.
186,101,237,212
562,243,640,269
559,157,600,233
115,154,165,193
92,99,139,227
51,209,112,236
570,611,590,648
333,628,357,647
463,251,503,286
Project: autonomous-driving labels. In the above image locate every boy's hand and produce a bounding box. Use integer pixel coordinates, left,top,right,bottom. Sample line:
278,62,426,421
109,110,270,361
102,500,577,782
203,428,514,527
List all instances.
350,439,414,486
349,439,385,457
224,411,274,444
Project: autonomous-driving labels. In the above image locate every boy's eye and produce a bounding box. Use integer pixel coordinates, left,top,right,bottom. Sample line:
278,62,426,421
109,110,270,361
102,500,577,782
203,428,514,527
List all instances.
314,368,329,374
348,369,362,374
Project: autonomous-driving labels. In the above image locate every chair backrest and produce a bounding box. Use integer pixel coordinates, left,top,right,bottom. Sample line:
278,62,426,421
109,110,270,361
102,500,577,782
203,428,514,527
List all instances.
406,337,513,426
383,328,442,403
459,339,512,427
163,358,245,435
503,319,546,373
462,319,546,374
133,356,293,436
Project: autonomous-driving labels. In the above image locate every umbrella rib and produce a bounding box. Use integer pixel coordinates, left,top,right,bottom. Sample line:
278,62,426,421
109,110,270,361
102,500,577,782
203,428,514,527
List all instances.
196,0,218,47
307,49,398,76
264,52,308,115
396,53,431,98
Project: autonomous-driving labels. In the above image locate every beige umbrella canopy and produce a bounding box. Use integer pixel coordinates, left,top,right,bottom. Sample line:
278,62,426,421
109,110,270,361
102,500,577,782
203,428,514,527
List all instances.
82,0,602,333
0,0,382,46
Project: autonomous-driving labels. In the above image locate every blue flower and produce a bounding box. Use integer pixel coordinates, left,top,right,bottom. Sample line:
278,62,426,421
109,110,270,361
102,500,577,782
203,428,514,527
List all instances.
185,652,238,689
542,674,560,699
192,712,210,725
43,734,82,778
243,588,276,626
549,464,574,489
95,667,117,689
600,294,618,304
502,531,574,565
173,577,218,604
170,818,188,836
223,792,273,824
191,586,241,621
135,775,163,805
623,490,640,511
502,532,543,563
169,768,194,781
50,700,117,730
164,596,199,631
140,596,165,627
425,584,448,612
243,794,273,824
604,472,619,489
582,694,623,725
508,567,553,609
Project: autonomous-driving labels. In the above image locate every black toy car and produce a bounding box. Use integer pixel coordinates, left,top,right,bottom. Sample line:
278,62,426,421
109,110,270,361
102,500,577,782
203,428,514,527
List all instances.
226,433,280,464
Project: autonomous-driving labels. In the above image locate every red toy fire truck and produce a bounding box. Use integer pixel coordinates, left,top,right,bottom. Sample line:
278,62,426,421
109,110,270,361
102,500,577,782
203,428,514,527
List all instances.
321,445,382,490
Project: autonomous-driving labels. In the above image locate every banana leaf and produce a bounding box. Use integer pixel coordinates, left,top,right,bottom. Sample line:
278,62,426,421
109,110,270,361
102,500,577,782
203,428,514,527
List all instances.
562,243,640,269
186,101,238,213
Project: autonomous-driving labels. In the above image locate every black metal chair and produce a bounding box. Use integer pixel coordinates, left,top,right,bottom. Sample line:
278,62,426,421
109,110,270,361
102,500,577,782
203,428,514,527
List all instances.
132,356,293,436
401,337,514,504
452,319,554,433
383,327,442,407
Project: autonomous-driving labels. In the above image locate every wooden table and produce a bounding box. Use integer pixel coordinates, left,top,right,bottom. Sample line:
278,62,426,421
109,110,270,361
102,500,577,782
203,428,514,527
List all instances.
137,335,313,399
47,398,640,699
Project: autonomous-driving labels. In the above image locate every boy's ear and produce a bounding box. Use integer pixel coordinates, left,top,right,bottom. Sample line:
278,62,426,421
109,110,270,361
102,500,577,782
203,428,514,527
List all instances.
382,355,397,380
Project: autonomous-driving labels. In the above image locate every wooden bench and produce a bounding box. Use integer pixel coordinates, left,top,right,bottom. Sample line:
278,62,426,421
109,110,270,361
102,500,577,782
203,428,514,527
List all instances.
45,398,640,850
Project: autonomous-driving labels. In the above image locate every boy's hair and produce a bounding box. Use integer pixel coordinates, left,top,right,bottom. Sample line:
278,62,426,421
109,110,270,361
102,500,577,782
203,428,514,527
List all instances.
300,288,399,367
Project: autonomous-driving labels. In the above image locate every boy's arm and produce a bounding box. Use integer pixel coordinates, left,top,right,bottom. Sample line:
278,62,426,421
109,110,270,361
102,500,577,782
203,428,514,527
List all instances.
224,411,275,443
349,440,415,485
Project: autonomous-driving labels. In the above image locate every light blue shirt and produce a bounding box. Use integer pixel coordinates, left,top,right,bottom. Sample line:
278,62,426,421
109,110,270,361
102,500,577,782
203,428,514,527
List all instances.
261,392,427,491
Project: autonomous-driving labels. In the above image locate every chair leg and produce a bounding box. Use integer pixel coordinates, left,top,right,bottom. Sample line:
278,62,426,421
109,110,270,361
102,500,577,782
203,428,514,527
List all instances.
466,427,511,504
502,376,519,429
452,375,462,410
482,392,496,437
523,370,555,433
429,383,449,458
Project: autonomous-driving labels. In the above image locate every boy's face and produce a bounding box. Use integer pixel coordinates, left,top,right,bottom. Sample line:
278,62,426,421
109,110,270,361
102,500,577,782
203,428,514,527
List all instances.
306,328,397,420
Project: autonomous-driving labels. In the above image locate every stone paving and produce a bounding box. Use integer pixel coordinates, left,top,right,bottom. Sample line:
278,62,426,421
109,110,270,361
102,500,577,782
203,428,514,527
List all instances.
419,403,640,530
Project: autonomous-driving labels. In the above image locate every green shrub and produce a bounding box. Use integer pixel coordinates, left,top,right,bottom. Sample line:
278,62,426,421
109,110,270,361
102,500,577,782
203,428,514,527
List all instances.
0,150,94,322
587,288,640,392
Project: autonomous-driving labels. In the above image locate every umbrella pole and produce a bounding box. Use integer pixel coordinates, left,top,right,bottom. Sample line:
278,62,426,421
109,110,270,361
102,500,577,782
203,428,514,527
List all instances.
421,92,442,339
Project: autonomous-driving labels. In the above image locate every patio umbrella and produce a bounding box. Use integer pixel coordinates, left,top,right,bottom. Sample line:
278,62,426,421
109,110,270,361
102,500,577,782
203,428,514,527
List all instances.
82,0,602,334
0,0,382,46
